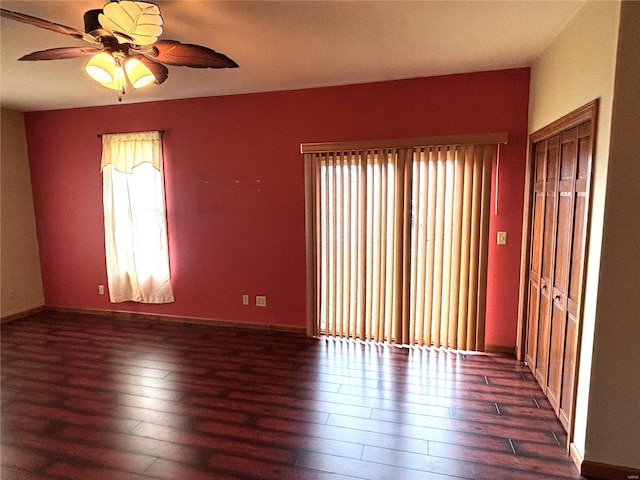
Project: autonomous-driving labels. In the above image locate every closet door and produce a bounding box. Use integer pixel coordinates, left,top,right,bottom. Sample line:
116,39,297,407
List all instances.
558,120,592,430
524,142,548,370
522,100,596,441
547,127,579,413
534,136,560,389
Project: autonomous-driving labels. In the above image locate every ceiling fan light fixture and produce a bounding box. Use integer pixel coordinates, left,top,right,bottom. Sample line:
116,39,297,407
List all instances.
2,1,238,104
101,64,126,92
125,57,155,88
85,51,116,84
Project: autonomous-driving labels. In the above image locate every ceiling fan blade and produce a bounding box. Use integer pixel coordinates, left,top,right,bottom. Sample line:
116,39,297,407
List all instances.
19,47,103,61
0,8,99,44
136,56,169,85
148,40,238,69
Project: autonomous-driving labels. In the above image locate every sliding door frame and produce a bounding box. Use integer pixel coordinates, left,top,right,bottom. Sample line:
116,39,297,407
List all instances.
303,132,507,346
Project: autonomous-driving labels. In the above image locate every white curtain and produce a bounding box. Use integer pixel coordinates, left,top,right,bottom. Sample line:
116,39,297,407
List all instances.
101,131,174,304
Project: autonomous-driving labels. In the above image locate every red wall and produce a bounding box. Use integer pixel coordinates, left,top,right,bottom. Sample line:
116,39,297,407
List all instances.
25,68,529,346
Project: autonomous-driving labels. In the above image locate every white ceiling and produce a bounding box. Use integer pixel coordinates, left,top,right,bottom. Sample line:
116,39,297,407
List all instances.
0,0,586,112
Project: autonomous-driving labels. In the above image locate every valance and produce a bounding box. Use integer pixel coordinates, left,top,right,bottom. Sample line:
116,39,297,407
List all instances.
300,132,508,154
100,131,162,173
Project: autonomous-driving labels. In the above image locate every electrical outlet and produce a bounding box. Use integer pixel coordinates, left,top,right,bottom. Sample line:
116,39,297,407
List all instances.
256,295,267,307
9,289,16,301
497,231,507,245
98,284,105,295
242,294,249,305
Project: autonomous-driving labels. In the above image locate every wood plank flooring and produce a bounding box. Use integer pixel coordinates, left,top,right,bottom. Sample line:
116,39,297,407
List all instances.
1,310,585,479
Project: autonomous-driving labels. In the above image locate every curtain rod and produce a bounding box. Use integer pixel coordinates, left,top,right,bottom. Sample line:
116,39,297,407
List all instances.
97,130,165,138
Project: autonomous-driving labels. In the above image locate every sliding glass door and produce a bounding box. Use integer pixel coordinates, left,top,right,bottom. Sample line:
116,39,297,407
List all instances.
304,136,501,350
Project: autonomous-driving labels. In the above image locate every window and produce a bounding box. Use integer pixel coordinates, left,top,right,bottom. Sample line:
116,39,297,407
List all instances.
101,131,174,304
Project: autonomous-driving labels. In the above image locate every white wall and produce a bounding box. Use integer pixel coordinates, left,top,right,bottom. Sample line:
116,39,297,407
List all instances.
530,0,640,470
528,0,621,466
1,108,45,318
584,1,640,468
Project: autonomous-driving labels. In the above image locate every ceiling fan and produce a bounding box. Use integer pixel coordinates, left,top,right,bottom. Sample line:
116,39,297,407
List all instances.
0,1,239,101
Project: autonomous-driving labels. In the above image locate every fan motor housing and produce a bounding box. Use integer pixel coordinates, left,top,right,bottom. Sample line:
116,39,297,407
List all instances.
84,9,105,36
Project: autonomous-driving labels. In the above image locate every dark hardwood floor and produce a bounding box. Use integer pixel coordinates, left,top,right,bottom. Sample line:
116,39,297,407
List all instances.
1,310,584,479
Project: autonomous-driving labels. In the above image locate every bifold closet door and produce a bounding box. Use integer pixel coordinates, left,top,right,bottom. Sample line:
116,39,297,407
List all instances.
546,127,579,414
524,141,546,371
524,117,593,434
530,136,560,390
558,121,592,430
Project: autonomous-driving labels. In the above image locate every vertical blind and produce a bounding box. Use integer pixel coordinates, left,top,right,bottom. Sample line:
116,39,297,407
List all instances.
304,135,505,350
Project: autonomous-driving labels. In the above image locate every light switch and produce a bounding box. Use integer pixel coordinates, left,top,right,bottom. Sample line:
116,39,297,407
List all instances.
497,231,507,245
